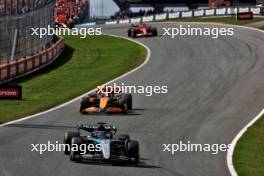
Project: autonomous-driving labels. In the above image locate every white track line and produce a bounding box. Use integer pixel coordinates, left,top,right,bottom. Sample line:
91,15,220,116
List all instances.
0,34,151,127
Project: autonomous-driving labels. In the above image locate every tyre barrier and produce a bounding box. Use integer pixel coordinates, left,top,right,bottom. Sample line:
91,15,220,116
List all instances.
0,37,64,83
105,6,262,25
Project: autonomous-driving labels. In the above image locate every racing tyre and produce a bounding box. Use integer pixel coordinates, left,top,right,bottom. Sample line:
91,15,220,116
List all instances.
153,28,158,36
118,94,130,105
79,105,87,114
123,103,128,114
127,94,132,110
80,97,89,114
70,137,82,162
126,140,139,165
131,30,136,38
119,94,131,114
128,29,132,37
64,132,80,155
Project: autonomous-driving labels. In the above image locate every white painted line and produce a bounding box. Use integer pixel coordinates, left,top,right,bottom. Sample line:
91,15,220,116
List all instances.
0,34,151,127
227,109,264,176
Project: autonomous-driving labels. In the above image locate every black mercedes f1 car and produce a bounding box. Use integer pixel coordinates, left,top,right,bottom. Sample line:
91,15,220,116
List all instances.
64,122,140,165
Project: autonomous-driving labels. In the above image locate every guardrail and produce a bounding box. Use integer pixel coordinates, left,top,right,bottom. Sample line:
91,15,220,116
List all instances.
0,37,64,83
105,6,263,25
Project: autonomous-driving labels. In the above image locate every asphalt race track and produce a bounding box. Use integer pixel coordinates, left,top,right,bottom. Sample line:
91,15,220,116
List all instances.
1,23,264,176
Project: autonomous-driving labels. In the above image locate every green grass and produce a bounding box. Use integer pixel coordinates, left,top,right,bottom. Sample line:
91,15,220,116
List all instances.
0,35,146,123
162,16,264,26
233,116,264,176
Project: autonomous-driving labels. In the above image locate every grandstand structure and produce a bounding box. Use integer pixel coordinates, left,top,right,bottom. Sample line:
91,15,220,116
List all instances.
113,0,257,12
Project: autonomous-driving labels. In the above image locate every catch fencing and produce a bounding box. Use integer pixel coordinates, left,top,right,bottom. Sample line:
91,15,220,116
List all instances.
0,0,65,83
0,0,55,64
0,37,64,82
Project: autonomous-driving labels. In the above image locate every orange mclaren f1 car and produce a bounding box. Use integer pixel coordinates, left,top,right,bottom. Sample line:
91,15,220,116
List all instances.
80,88,132,114
128,24,158,38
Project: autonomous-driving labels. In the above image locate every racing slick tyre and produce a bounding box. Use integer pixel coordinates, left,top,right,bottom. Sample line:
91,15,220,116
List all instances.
80,97,89,114
128,29,132,37
123,103,128,114
117,134,130,141
131,30,136,38
70,137,83,162
153,28,158,36
126,140,139,165
79,105,87,114
127,94,132,110
119,94,132,114
64,132,80,154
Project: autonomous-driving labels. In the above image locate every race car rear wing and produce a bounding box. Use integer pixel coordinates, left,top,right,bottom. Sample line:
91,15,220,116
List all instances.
77,123,117,133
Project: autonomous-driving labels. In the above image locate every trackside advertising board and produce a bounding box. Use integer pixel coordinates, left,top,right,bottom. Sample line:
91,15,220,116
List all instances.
237,12,253,20
0,85,22,100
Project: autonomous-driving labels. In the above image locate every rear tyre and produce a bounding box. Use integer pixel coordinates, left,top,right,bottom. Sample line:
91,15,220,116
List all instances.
153,28,158,36
64,132,80,155
128,29,131,37
123,103,128,114
118,94,131,114
126,140,139,165
127,94,132,110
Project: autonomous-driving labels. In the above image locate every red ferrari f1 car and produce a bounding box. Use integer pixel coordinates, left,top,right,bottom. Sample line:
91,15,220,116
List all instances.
128,24,158,38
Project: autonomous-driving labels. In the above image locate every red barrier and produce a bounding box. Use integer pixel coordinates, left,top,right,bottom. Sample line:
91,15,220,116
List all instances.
0,38,64,82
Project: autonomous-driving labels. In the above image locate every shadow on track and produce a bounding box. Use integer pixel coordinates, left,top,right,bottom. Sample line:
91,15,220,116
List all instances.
131,108,145,111
4,123,163,136
80,109,144,116
4,123,75,130
72,159,161,169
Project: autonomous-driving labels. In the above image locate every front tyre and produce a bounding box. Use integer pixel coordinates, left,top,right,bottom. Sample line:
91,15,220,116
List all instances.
126,140,139,165
128,29,132,37
64,132,80,155
69,137,83,162
79,105,86,114
131,30,137,38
